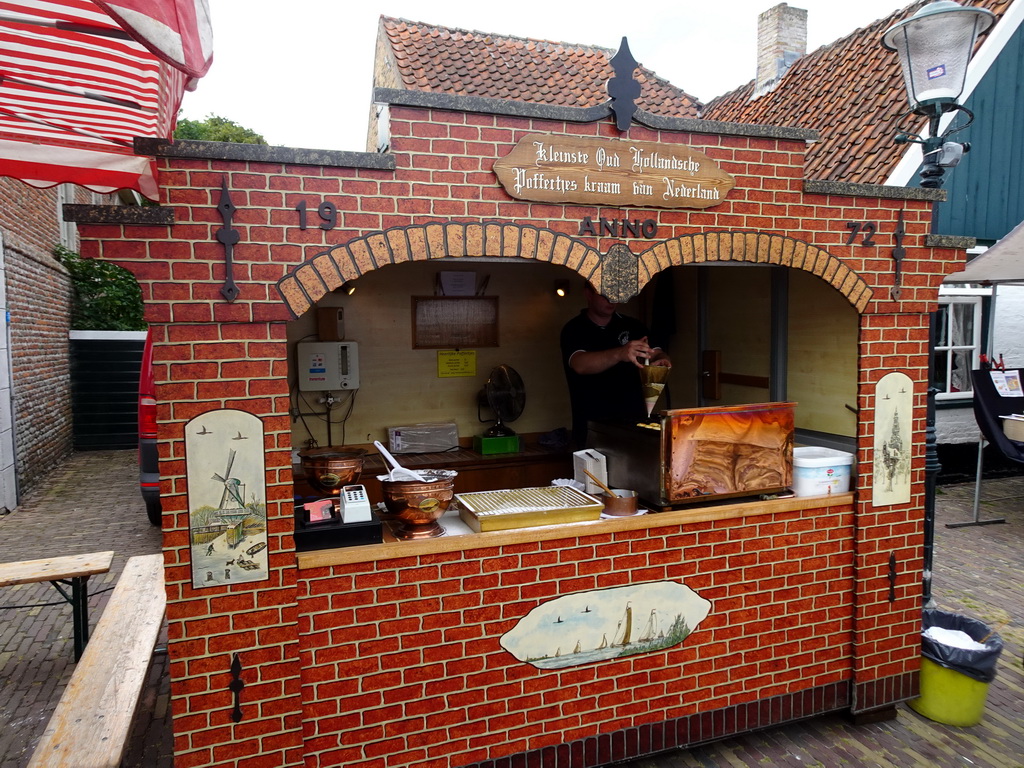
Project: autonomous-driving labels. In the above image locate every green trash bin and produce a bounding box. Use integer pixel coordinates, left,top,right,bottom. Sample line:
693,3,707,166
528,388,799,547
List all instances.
909,610,1003,727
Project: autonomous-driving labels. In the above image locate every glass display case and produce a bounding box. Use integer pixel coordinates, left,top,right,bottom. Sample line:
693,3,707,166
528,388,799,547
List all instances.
588,402,796,509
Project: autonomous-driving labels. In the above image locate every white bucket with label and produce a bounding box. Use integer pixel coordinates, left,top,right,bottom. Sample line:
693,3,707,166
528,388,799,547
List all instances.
792,446,854,496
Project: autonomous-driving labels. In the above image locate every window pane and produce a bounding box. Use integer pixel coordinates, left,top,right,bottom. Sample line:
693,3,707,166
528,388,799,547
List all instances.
936,298,981,398
951,303,975,346
950,349,971,392
933,349,950,392
934,305,949,347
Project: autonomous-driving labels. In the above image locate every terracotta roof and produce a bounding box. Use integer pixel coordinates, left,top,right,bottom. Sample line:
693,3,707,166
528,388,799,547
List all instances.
378,16,701,117
703,0,1013,184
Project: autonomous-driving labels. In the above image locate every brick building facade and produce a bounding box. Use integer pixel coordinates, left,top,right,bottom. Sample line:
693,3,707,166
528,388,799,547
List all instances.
70,92,965,767
0,177,80,501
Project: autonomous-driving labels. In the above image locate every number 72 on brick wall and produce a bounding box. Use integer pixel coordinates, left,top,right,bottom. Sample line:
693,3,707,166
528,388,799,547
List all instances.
845,221,877,247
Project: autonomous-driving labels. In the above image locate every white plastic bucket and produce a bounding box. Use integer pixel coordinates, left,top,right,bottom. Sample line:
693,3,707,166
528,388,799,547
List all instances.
792,446,854,496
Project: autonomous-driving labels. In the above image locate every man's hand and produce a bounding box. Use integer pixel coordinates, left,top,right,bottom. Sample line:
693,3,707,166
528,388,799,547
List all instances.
620,337,656,368
569,336,670,374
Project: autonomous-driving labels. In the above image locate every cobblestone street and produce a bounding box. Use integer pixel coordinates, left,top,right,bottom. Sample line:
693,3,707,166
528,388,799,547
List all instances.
0,451,170,768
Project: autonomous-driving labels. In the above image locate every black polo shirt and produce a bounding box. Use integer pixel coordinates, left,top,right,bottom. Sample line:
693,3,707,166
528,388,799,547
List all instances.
560,310,651,447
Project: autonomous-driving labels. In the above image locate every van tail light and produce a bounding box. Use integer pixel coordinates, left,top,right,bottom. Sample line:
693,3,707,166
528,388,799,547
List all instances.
139,395,157,438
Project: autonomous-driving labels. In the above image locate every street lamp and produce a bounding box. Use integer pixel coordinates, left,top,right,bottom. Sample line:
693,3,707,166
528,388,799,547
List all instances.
882,1,994,608
882,0,994,188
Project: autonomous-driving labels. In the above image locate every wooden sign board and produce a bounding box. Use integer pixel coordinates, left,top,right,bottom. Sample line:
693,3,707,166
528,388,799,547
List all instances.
494,133,735,209
412,296,498,349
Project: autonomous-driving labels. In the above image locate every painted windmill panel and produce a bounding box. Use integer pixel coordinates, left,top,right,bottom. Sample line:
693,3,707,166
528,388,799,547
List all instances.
186,410,269,588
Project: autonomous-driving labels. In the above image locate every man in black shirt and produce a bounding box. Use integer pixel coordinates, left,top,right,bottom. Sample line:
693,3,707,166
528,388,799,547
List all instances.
560,283,671,448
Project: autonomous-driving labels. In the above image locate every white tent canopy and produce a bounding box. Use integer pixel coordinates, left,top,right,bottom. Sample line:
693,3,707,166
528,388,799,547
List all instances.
944,218,1024,284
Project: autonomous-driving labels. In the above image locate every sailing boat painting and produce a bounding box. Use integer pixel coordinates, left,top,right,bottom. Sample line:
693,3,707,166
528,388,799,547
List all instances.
501,581,711,670
185,409,269,588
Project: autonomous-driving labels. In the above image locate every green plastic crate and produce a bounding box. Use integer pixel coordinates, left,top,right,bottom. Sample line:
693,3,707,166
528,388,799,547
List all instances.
474,435,521,454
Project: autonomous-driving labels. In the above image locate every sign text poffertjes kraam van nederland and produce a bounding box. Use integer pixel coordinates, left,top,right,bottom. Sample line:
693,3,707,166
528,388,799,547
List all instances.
493,134,736,209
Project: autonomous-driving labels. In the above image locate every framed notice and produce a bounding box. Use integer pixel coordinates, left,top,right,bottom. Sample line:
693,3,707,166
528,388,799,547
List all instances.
412,296,498,349
437,350,477,378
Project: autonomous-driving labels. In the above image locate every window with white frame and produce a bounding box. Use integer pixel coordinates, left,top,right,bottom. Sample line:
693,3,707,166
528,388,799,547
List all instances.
56,183,77,250
934,293,984,400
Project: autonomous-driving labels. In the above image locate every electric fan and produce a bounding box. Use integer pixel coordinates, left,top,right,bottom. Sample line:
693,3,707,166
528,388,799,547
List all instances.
480,364,525,437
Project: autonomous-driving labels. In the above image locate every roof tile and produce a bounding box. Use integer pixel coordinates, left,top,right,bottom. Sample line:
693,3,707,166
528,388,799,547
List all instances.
376,3,1013,185
703,0,1012,184
378,16,701,117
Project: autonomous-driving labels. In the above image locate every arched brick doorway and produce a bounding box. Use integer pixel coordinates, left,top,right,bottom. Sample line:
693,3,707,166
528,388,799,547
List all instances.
276,224,873,317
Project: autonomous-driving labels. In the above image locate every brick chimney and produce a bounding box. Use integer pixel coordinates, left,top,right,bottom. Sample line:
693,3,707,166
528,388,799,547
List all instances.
753,3,807,99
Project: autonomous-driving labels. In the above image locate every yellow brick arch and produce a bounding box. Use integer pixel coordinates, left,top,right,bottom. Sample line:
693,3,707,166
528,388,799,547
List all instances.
637,232,873,312
276,224,873,317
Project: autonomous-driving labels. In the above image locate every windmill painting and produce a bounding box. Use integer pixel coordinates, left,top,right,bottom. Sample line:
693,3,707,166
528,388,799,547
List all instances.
501,581,711,670
186,410,269,588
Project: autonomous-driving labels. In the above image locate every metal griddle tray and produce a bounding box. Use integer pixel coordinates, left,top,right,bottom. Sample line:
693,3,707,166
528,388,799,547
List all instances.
457,486,603,532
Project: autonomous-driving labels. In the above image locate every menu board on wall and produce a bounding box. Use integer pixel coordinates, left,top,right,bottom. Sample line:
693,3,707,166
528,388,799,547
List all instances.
412,297,498,349
493,133,736,210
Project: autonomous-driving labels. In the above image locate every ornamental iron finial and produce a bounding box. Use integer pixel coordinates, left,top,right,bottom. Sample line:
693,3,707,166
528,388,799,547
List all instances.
607,37,641,132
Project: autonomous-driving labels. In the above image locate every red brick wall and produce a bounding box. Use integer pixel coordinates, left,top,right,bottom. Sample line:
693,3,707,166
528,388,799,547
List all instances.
0,178,75,497
853,313,932,701
297,506,855,768
74,106,960,766
155,327,304,768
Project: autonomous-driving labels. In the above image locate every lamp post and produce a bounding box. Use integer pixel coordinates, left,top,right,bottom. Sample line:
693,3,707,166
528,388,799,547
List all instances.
882,1,993,607
882,0,994,188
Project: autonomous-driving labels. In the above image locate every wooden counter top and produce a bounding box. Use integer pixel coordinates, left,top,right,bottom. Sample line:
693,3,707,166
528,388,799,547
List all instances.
295,492,855,570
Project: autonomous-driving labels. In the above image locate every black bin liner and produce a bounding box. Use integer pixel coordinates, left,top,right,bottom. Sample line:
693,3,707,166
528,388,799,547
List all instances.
921,609,1004,683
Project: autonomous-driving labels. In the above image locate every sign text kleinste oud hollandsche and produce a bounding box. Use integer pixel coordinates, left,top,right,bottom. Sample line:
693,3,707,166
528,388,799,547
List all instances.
493,134,735,209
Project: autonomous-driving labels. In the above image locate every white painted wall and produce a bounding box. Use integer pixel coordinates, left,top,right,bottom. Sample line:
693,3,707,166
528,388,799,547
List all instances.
0,232,18,512
992,285,1024,364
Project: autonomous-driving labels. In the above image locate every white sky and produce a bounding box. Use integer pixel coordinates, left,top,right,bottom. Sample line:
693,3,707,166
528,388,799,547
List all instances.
180,0,910,152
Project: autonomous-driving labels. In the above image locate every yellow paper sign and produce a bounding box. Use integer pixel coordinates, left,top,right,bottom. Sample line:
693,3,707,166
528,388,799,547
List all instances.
437,350,476,378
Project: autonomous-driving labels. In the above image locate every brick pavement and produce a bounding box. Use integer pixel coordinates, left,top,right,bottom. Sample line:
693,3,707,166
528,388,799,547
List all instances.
0,451,1020,768
0,450,170,768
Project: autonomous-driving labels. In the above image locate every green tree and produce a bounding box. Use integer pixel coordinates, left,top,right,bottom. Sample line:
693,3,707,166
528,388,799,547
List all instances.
174,114,267,144
54,246,145,331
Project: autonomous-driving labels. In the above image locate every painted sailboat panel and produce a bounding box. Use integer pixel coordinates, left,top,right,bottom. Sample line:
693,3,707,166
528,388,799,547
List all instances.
501,581,711,669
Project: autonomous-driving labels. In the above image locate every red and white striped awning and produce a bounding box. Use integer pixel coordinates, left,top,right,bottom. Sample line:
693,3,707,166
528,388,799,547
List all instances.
0,0,212,199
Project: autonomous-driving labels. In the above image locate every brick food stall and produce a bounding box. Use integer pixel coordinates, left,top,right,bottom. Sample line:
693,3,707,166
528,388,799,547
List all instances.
70,67,965,768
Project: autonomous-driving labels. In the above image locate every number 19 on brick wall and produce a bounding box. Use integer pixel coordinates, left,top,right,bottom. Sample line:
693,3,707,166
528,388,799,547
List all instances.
295,201,337,230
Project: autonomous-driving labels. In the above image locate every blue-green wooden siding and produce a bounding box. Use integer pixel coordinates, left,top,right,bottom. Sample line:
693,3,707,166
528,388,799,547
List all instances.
932,18,1024,241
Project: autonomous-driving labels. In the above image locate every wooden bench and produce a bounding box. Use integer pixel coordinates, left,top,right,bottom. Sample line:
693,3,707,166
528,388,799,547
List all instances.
28,553,166,768
0,550,114,660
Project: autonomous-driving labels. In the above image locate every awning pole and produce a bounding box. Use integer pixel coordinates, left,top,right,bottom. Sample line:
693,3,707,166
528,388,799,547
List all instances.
987,285,999,359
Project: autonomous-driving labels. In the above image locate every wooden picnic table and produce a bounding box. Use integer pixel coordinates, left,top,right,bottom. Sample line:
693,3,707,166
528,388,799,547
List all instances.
27,554,166,768
0,551,115,660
